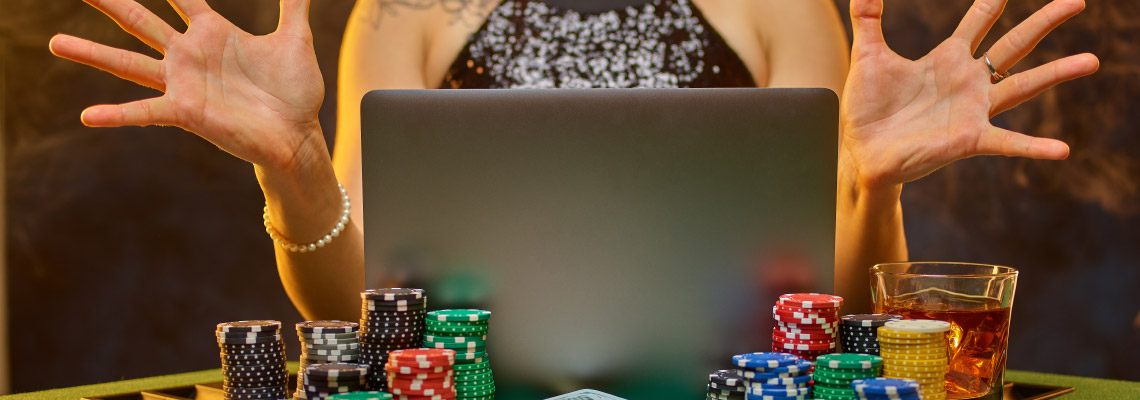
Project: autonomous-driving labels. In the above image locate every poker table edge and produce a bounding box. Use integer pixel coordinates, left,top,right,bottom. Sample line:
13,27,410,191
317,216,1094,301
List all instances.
1004,369,1140,399
0,362,299,400
0,367,1135,399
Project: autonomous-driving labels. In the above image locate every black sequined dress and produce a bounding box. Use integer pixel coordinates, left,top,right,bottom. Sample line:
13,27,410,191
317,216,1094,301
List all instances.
440,0,757,89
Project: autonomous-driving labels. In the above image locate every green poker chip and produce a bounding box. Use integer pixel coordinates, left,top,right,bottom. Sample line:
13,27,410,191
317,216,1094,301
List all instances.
423,334,487,344
811,374,860,386
812,384,856,396
455,381,496,395
325,392,394,400
455,395,494,400
422,339,487,351
454,376,495,387
813,369,879,381
454,370,493,382
454,360,490,372
816,353,883,370
427,309,492,322
812,391,857,400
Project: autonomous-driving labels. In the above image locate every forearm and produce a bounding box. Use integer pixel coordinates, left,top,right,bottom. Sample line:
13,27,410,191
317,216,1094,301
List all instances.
834,148,908,313
255,128,364,321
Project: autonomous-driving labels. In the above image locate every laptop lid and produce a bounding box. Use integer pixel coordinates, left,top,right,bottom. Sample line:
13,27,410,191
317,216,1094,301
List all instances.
360,88,837,397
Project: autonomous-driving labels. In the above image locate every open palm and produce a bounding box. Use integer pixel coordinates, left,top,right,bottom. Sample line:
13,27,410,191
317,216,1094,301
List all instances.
841,0,1098,189
50,0,323,170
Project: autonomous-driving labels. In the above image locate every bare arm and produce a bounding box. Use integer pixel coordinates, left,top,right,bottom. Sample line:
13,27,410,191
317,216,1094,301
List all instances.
753,1,886,310
48,0,434,320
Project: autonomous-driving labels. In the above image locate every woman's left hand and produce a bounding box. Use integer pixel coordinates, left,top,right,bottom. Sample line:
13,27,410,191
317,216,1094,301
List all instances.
841,0,1099,191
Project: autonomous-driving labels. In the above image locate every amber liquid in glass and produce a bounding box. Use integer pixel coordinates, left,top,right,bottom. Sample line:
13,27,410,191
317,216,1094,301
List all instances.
879,295,1011,399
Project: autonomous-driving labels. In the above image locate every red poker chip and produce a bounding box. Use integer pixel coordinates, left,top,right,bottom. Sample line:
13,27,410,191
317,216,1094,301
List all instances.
772,328,835,341
773,306,840,321
387,370,453,381
392,393,456,400
388,377,453,392
772,313,837,325
389,349,456,364
777,293,843,309
772,333,837,346
384,364,448,375
775,320,838,330
774,304,841,317
772,338,837,351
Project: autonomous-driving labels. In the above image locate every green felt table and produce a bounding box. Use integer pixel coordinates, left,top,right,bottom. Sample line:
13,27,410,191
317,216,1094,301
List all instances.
0,365,1135,400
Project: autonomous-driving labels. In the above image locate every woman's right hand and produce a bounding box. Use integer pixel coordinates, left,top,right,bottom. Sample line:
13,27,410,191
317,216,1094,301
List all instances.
50,0,325,172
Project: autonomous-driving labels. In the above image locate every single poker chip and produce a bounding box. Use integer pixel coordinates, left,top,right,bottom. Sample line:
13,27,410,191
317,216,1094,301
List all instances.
746,359,814,375
841,314,903,328
310,337,365,346
881,320,951,334
454,370,494,383
305,347,362,356
771,312,836,325
777,293,843,309
363,288,425,301
746,385,810,397
306,342,363,351
772,306,840,320
306,363,370,378
424,341,485,352
305,354,361,363
423,325,489,335
217,329,281,339
770,333,836,345
217,334,282,345
772,339,836,351
813,368,879,381
732,352,802,370
327,391,395,400
454,360,490,372
748,373,812,386
773,328,835,341
427,309,492,323
423,334,487,344
878,345,947,355
775,321,838,331
300,331,361,339
217,320,282,333
709,369,745,387
884,357,948,367
297,320,360,334
851,378,920,395
390,348,456,364
816,353,882,370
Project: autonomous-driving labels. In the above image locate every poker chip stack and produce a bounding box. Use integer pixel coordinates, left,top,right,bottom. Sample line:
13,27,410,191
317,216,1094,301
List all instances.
811,353,883,399
771,293,843,361
877,320,951,400
851,378,922,400
424,309,496,399
358,288,428,391
299,363,370,399
839,314,903,355
385,348,457,399
217,320,289,400
731,352,813,400
296,321,361,380
705,369,745,399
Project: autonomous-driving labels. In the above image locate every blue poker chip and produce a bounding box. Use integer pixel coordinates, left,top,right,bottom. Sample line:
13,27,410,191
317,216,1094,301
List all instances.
732,352,801,370
851,378,921,396
745,384,810,397
750,360,813,375
744,395,807,400
746,373,812,386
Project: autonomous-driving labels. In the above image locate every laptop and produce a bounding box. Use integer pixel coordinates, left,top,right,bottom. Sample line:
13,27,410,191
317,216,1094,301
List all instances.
359,88,838,398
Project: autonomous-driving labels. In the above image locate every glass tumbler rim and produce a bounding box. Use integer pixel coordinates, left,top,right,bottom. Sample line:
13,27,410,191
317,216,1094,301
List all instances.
872,261,1018,278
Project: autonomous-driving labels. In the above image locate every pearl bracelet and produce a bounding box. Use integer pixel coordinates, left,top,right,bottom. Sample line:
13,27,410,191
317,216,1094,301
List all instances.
263,184,351,253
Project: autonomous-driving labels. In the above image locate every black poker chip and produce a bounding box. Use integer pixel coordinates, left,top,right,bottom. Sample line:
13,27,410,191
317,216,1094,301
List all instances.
217,320,282,334
297,320,359,334
361,288,425,301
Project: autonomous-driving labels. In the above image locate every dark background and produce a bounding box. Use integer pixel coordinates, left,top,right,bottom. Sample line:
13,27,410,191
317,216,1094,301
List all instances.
1,0,1137,393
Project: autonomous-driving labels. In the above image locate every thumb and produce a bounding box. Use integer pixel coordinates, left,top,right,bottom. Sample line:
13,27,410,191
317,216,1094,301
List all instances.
278,0,312,37
850,0,887,56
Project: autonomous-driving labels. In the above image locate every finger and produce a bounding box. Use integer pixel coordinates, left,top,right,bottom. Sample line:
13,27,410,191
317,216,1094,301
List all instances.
850,0,887,56
81,97,176,128
974,126,1070,160
952,0,1008,53
167,0,212,24
84,0,178,53
987,0,1086,72
990,53,1099,116
277,0,313,37
50,34,165,91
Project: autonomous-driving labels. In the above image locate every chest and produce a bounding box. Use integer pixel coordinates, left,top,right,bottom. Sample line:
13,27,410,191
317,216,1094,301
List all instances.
423,0,769,87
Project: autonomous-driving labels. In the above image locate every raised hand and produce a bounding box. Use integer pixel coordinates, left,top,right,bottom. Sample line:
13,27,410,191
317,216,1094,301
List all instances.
840,0,1099,189
49,0,324,171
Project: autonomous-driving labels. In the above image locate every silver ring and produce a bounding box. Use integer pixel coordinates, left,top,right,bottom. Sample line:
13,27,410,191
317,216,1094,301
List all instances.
984,52,1010,83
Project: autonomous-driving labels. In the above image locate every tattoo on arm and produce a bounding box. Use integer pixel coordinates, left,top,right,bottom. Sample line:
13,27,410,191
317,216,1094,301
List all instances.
361,0,499,30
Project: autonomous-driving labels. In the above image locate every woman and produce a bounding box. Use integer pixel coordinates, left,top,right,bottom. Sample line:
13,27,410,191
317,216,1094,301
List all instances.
47,0,1097,320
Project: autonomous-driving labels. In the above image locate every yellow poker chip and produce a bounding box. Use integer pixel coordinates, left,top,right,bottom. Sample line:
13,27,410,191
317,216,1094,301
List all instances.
878,342,947,350
880,320,951,334
883,366,948,375
878,346,947,355
876,327,946,338
883,372,947,381
876,335,946,344
879,352,948,361
885,357,949,367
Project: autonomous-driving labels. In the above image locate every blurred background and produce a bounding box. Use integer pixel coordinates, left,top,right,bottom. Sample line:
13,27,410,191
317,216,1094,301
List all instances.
0,0,1137,394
